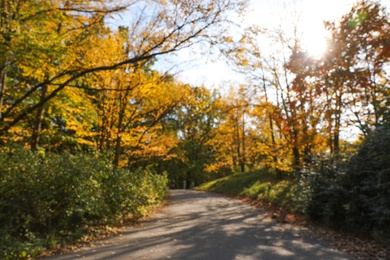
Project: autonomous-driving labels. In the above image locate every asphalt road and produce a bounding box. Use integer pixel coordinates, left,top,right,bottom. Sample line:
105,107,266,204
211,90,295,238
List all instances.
47,190,354,260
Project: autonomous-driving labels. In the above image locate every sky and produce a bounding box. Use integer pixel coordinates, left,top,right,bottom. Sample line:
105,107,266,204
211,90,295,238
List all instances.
165,0,387,89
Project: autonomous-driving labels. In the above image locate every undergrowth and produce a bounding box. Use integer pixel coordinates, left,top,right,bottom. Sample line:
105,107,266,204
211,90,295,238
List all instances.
0,145,168,259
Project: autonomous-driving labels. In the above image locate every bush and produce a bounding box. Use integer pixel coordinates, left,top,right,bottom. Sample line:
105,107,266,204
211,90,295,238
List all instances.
341,124,390,239
305,123,390,240
304,160,348,228
0,146,168,259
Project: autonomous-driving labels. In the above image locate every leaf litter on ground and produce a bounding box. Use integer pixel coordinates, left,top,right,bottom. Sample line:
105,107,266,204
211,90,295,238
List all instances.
240,195,389,260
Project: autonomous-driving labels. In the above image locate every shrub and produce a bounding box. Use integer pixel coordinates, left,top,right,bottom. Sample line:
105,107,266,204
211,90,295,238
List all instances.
0,146,168,259
341,124,390,239
305,123,390,240
304,159,348,228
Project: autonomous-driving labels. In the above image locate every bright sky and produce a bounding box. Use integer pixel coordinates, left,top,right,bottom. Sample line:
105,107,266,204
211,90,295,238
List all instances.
167,0,386,89
269,0,359,58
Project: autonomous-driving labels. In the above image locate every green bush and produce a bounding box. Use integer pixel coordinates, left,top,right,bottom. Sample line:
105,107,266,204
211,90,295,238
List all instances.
304,160,348,228
306,123,390,239
341,124,390,239
0,146,168,259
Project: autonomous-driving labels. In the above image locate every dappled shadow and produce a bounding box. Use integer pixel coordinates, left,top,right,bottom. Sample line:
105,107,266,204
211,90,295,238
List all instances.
46,190,354,260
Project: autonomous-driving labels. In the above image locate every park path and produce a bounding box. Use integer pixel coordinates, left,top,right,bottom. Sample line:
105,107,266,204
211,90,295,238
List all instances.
47,190,354,260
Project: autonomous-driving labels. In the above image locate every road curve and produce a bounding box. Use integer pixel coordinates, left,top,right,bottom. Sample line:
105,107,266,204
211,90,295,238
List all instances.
48,190,354,260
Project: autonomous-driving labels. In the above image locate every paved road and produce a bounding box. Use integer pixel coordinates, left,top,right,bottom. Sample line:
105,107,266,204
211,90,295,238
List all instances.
48,190,354,259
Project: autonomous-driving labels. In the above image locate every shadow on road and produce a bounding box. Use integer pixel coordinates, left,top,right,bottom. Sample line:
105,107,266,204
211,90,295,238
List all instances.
47,190,354,260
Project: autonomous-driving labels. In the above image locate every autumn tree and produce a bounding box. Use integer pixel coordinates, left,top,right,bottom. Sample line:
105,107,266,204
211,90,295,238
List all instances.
225,24,326,172
322,0,390,138
173,86,222,185
116,71,186,168
78,29,187,167
220,86,252,173
0,0,247,148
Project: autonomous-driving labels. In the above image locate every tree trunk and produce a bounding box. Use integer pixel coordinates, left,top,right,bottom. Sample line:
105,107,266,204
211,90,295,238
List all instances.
113,134,122,167
262,74,282,179
333,121,340,155
113,91,126,167
0,0,8,120
333,94,342,155
234,109,243,172
240,109,246,173
292,146,300,171
0,67,6,119
31,85,48,150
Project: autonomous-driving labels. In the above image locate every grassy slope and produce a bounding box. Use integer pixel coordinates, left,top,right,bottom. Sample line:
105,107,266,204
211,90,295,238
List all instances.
196,170,304,212
197,170,389,260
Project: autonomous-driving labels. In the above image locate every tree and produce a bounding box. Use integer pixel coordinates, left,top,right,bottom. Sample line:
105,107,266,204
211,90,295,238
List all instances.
175,86,221,185
0,0,247,144
219,86,251,173
226,24,327,172
323,0,390,137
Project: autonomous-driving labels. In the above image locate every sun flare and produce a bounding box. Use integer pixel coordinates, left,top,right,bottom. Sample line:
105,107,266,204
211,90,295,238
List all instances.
301,30,328,59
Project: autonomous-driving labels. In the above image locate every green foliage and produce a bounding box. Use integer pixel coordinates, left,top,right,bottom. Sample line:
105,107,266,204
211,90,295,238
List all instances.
0,146,168,259
342,124,390,239
306,123,390,239
304,160,349,228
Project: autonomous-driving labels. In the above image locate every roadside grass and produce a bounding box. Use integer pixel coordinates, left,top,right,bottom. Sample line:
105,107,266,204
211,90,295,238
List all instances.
197,169,390,260
196,169,305,212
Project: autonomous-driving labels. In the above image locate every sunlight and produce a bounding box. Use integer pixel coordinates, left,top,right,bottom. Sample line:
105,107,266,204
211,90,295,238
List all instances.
301,27,328,59
298,2,333,59
244,0,358,60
